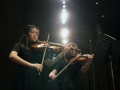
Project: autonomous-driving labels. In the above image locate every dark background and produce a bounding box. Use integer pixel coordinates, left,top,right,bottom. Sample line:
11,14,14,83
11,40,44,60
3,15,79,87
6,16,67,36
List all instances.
0,0,120,90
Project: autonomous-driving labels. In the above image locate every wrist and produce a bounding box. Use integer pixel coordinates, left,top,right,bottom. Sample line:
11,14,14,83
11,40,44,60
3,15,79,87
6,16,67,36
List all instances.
52,69,57,74
28,63,33,68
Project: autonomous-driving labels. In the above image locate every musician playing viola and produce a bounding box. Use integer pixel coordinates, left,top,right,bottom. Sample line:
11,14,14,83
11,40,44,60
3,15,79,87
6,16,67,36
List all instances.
9,25,45,90
49,43,93,90
9,25,73,90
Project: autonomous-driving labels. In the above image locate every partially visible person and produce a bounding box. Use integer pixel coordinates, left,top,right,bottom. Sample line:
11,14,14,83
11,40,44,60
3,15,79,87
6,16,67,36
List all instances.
49,43,93,90
9,25,72,90
9,25,44,90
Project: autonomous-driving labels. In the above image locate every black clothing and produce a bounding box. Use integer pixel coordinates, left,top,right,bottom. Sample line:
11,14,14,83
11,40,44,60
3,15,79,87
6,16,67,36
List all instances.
11,43,43,90
55,60,83,90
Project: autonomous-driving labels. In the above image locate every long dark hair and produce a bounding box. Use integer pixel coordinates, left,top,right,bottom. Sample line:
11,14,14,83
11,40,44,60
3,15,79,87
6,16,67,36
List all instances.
19,25,40,49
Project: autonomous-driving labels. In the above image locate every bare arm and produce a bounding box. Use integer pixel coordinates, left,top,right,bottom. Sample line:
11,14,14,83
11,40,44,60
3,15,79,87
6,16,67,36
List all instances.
51,69,57,74
49,69,57,80
9,51,42,72
81,54,93,73
9,51,31,67
81,62,91,73
44,43,72,67
44,52,64,67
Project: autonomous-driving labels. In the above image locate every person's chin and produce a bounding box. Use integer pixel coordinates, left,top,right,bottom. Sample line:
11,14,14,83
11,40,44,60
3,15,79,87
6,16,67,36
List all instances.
31,40,37,42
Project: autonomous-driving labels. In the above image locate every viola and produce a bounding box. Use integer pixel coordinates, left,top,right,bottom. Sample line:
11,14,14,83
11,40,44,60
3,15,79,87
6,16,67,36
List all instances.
66,49,88,62
48,53,82,82
67,55,88,63
31,41,64,52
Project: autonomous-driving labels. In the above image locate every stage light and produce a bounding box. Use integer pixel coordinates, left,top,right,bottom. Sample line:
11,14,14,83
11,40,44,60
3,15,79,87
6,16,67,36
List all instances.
61,10,67,24
63,9,66,12
63,1,65,4
62,39,68,44
102,15,104,17
61,29,68,38
96,2,98,4
63,5,66,8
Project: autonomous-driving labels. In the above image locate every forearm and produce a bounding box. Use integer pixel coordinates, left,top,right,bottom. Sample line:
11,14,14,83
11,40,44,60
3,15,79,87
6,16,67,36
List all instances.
52,69,57,74
81,62,91,73
9,51,31,67
44,52,64,67
81,54,93,73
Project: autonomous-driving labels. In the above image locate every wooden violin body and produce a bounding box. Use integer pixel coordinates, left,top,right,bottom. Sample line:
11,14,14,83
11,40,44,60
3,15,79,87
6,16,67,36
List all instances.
31,41,64,52
68,55,88,62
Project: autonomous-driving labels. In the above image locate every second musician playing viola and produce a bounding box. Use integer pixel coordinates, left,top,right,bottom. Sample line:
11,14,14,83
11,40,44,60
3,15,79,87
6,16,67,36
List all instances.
49,42,93,90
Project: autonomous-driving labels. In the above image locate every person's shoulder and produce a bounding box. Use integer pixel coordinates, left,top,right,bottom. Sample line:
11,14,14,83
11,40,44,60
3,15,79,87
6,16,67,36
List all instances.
12,42,23,49
11,42,22,52
14,42,21,47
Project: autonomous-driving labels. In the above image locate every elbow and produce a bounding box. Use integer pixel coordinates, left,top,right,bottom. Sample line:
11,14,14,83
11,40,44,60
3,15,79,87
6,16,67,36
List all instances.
9,51,19,64
9,52,15,61
9,54,13,60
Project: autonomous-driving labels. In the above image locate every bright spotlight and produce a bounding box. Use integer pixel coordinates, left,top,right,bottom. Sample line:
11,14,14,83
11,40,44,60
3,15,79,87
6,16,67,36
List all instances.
63,9,66,12
61,11,67,24
61,29,68,38
63,1,65,4
62,20,65,24
96,2,98,4
62,39,68,44
63,5,66,8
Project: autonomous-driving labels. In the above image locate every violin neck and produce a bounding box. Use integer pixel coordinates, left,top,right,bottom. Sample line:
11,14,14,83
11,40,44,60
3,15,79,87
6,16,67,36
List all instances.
80,55,88,59
49,42,64,47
